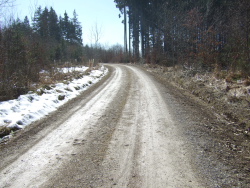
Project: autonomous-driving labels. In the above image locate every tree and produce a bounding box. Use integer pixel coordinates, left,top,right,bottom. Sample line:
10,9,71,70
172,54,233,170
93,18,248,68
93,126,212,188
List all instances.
90,22,103,47
123,6,128,55
23,16,30,30
49,7,61,41
0,0,15,17
32,5,42,33
72,10,83,45
39,7,49,38
0,0,14,7
114,0,250,76
62,11,70,41
0,5,86,100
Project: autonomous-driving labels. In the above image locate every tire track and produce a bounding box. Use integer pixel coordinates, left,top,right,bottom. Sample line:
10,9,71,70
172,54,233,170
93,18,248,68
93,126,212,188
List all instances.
0,64,206,188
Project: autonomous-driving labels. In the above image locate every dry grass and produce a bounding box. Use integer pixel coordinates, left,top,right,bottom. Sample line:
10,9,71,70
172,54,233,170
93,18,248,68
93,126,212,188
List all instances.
32,65,94,93
0,63,97,102
143,63,250,132
0,126,20,139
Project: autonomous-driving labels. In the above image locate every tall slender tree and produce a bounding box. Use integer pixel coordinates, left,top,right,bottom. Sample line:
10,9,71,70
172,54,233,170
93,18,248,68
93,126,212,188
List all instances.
48,7,61,41
114,0,250,74
72,10,83,45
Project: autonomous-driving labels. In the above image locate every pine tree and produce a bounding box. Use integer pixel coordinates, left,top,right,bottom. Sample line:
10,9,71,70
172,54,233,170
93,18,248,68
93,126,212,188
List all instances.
62,11,70,41
32,6,42,33
49,7,61,41
72,10,82,45
39,7,49,38
23,16,30,29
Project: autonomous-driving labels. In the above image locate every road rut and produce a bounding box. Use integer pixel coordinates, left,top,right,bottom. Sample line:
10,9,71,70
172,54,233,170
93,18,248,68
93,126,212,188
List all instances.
1,64,211,187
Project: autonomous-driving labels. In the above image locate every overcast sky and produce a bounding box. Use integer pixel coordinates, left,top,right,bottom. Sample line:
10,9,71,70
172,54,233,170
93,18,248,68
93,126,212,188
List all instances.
9,0,124,46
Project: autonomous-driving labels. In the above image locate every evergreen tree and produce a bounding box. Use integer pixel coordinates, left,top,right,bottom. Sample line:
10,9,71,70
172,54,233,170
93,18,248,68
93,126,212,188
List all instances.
58,15,64,39
0,5,86,100
39,7,49,38
32,6,42,33
114,0,250,74
23,16,30,29
62,11,70,41
48,7,61,41
72,10,83,45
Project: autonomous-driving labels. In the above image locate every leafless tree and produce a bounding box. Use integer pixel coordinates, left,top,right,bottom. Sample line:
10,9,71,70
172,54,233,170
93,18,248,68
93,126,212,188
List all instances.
0,0,15,25
0,0,15,14
0,0,14,7
89,22,103,47
28,0,39,20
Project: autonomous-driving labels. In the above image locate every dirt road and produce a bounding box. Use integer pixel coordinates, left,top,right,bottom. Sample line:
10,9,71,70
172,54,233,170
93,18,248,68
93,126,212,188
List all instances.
0,64,246,187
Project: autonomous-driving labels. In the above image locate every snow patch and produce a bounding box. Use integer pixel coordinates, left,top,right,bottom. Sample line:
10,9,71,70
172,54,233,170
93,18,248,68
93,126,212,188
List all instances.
57,66,89,73
0,66,108,131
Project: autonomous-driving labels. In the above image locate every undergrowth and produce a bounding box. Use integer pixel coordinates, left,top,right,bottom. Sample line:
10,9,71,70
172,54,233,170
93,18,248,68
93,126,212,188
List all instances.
0,64,95,102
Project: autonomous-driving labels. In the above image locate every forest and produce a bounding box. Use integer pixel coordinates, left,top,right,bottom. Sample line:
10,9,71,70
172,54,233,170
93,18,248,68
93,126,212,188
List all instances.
0,4,124,101
1,0,250,101
115,0,250,76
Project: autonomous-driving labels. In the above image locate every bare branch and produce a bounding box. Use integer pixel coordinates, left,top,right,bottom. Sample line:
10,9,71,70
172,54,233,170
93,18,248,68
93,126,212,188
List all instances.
89,22,103,46
0,0,15,26
0,0,15,8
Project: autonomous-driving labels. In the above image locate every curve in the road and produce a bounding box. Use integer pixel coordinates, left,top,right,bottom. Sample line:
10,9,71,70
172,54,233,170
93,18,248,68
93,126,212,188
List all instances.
0,64,204,188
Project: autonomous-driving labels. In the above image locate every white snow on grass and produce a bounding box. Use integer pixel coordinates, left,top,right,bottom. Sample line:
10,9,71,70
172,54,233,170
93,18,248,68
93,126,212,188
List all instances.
0,66,108,131
57,66,89,73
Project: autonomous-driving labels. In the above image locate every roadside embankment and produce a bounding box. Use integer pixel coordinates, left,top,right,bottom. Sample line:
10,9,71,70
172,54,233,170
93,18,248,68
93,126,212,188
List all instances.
143,64,250,135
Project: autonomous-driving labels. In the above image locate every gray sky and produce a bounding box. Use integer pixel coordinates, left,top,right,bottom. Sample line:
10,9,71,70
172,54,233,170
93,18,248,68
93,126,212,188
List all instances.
8,0,124,46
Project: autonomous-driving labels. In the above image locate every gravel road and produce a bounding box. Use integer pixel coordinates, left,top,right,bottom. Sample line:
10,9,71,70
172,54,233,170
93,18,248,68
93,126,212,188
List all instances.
0,64,247,187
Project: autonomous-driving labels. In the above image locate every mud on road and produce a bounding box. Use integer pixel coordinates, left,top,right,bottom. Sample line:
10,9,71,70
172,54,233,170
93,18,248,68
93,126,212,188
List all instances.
0,64,249,187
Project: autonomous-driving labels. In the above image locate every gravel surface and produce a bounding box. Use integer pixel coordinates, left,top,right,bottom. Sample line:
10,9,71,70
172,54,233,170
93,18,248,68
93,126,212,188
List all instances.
0,64,249,187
